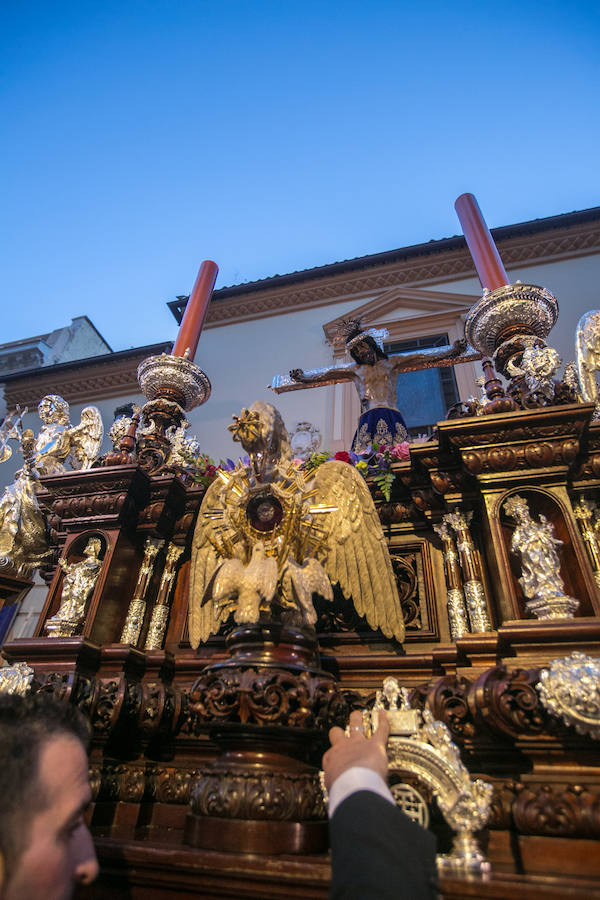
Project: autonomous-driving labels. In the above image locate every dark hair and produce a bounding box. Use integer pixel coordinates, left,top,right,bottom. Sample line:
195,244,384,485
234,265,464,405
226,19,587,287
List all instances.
113,402,135,419
349,334,388,364
0,693,90,876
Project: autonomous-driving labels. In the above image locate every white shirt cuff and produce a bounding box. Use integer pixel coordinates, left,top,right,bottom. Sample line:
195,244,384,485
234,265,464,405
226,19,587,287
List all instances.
327,766,395,818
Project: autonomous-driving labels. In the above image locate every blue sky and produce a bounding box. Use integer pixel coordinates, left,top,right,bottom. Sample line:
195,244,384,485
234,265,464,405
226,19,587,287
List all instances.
2,0,599,351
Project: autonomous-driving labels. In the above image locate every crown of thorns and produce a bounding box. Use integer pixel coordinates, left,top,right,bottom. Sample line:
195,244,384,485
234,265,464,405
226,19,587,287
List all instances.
332,318,389,351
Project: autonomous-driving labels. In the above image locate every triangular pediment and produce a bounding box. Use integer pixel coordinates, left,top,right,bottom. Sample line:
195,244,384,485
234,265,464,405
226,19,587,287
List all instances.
323,286,480,342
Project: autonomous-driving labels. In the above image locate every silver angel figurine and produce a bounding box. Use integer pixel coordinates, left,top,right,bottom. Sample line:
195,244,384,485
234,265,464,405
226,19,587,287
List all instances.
575,310,600,417
0,396,103,575
46,538,104,637
0,661,35,696
503,495,579,619
505,344,561,402
34,395,104,474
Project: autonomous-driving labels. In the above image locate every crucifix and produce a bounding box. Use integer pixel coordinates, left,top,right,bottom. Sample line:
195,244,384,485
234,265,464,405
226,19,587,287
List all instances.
271,319,477,452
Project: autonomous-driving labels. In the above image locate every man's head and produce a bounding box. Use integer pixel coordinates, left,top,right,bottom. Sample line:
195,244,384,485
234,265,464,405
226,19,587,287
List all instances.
334,317,389,367
0,693,99,900
38,395,70,426
349,336,388,367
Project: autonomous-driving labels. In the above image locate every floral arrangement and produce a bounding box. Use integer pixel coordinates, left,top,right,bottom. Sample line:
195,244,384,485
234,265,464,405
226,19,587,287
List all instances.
303,440,410,501
184,443,411,503
189,453,221,487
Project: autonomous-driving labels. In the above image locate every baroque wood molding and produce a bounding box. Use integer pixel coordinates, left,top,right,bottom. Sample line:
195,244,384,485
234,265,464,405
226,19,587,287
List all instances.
200,219,600,328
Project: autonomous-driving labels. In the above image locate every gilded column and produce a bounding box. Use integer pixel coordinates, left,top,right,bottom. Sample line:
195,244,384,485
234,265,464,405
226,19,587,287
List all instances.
120,537,164,645
573,497,600,588
444,510,493,633
433,521,470,639
573,497,600,590
145,543,184,650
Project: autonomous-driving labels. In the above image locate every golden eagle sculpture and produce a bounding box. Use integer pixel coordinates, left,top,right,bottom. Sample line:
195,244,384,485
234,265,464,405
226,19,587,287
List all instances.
188,402,404,647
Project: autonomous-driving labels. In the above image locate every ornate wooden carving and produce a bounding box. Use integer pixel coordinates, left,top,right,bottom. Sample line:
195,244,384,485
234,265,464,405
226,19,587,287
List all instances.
426,674,475,741
469,666,551,739
513,783,600,839
5,391,600,890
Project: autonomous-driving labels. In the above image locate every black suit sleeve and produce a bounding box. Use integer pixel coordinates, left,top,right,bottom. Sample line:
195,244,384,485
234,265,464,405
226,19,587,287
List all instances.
329,791,438,900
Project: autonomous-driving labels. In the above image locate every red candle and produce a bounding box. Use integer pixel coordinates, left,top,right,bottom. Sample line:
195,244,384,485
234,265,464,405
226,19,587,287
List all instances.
172,260,219,359
454,193,509,291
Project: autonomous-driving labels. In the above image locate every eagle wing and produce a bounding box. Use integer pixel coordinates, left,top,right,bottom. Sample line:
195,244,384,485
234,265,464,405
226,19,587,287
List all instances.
188,479,230,648
311,460,404,642
281,556,333,625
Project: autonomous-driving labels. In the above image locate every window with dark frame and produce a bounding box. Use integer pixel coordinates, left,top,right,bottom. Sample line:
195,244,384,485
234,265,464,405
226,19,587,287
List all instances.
384,333,459,439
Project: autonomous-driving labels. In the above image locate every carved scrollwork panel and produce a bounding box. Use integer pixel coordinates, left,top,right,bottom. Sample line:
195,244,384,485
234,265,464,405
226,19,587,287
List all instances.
187,666,344,732
426,675,475,742
90,678,125,734
190,770,325,821
35,671,73,701
148,766,201,805
487,781,517,830
100,762,146,803
513,783,600,838
469,666,553,739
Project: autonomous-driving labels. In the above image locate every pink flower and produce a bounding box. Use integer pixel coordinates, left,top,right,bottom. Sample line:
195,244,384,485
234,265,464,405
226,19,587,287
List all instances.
389,442,410,461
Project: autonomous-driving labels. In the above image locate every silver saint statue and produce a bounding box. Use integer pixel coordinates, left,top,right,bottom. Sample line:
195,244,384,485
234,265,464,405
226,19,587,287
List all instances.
503,495,579,620
0,396,103,575
46,538,104,637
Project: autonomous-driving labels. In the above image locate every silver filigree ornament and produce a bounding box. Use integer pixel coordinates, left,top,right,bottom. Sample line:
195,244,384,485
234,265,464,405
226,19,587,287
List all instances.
506,345,562,401
165,421,201,467
137,354,211,411
465,283,558,358
575,309,600,418
537,651,600,741
370,677,493,875
0,661,35,695
290,422,322,460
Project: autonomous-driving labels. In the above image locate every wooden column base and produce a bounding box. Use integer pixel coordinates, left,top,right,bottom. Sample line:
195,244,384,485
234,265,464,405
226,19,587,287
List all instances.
182,622,343,855
184,814,328,855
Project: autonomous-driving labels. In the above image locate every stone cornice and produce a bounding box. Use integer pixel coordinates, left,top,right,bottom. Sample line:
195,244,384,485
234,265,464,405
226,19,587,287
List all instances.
322,287,479,343
170,211,600,330
2,343,172,409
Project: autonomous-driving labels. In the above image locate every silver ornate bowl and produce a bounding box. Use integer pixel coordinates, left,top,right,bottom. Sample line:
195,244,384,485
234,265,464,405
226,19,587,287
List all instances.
137,353,211,411
464,283,559,358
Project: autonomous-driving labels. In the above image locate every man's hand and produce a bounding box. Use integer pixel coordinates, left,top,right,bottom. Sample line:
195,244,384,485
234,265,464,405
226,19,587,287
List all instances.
322,709,390,791
450,338,468,356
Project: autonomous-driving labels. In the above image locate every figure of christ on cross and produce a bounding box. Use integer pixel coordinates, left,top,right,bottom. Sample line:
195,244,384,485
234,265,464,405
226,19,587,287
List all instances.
271,320,477,452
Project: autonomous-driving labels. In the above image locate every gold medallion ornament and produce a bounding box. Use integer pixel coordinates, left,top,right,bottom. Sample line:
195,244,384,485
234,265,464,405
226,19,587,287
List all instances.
188,402,404,646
